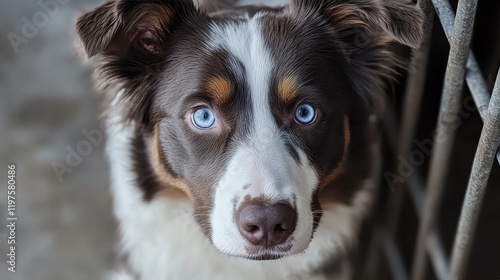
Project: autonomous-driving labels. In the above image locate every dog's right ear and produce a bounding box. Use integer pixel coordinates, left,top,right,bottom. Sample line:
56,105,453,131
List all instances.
77,0,201,61
76,0,203,127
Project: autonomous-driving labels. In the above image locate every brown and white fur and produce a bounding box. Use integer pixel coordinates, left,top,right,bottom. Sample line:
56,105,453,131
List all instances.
76,0,423,279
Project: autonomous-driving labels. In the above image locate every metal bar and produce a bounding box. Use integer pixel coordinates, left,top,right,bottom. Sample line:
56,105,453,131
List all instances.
408,174,450,280
408,175,424,214
431,0,455,37
465,57,491,120
428,230,449,280
431,0,500,164
361,1,435,277
448,70,500,280
379,227,449,280
382,230,410,280
411,0,479,279
360,110,399,280
432,0,489,119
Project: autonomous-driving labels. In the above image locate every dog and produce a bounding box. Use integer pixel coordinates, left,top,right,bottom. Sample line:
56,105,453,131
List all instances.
76,0,423,279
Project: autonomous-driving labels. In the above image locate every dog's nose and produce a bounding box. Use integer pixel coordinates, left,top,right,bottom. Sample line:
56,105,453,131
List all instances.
237,202,297,247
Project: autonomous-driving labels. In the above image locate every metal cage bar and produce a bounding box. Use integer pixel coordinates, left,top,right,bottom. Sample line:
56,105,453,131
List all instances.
432,0,490,119
448,71,500,280
430,0,500,163
410,0,479,279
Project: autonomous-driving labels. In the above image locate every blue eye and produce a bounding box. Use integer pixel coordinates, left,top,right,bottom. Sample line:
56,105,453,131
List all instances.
294,104,316,125
192,108,216,129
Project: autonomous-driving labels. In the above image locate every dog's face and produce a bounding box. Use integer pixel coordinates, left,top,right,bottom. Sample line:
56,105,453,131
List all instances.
78,0,422,260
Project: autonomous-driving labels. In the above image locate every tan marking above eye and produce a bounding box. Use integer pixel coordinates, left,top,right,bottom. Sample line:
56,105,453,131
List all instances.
205,76,232,104
278,76,299,104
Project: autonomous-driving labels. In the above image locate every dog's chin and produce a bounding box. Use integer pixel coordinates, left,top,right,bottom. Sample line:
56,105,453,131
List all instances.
246,253,284,261
215,243,308,261
225,252,285,261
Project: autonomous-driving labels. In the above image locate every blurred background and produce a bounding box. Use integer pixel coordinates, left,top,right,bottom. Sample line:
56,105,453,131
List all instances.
0,0,498,280
1,1,115,280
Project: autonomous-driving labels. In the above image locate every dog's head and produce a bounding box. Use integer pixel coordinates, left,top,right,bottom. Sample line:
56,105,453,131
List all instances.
77,0,423,260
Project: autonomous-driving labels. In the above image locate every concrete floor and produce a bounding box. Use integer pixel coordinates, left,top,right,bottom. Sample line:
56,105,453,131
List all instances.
1,1,116,279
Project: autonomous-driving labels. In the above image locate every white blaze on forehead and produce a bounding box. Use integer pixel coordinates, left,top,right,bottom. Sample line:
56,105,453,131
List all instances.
209,14,274,131
208,14,283,190
207,15,319,256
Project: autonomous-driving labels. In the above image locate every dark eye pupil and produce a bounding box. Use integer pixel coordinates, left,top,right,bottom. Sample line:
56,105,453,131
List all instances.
299,108,309,117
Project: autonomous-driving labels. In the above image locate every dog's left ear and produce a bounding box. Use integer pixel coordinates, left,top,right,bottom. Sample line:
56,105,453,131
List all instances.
289,0,424,113
368,0,424,48
290,0,424,48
